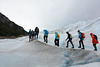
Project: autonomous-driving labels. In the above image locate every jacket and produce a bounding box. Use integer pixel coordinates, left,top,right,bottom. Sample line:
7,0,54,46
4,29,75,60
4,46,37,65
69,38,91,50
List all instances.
66,33,72,40
90,33,99,44
28,30,32,36
55,32,60,39
44,30,49,36
79,32,84,40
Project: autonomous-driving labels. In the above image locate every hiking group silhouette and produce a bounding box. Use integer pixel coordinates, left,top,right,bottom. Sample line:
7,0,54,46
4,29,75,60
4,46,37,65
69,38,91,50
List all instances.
28,27,99,51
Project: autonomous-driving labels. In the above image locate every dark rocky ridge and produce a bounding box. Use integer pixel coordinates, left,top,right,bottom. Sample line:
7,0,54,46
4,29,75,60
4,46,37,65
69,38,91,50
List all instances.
0,12,27,37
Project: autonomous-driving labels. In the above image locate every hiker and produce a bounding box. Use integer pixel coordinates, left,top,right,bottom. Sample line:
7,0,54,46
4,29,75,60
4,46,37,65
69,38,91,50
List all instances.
43,30,49,43
66,32,74,48
28,29,32,42
35,27,39,39
77,30,85,49
31,30,36,40
54,32,60,46
90,33,99,51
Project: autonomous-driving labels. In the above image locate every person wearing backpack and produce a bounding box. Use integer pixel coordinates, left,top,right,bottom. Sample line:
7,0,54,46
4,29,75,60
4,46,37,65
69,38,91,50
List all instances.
66,32,74,48
90,33,99,51
35,27,39,39
44,30,49,43
31,30,36,40
77,30,85,49
28,29,32,42
54,32,60,46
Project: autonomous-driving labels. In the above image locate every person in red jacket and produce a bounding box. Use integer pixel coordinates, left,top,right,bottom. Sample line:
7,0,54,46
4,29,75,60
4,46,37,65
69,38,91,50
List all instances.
90,33,99,51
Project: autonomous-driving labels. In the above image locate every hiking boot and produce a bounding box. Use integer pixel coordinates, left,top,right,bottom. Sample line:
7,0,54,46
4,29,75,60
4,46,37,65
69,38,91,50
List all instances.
78,46,81,48
81,48,85,49
66,46,68,48
72,47,74,48
94,49,97,51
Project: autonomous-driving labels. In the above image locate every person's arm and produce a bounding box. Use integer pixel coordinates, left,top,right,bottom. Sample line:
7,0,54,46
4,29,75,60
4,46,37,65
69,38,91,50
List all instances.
66,34,69,40
66,37,68,40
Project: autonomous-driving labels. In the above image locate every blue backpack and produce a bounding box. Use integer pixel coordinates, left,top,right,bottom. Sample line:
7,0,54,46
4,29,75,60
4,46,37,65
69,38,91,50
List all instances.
45,30,49,34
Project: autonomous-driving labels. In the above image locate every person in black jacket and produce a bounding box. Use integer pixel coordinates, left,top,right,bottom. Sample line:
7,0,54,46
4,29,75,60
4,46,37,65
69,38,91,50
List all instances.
66,32,74,48
28,29,32,42
31,30,36,40
35,27,39,39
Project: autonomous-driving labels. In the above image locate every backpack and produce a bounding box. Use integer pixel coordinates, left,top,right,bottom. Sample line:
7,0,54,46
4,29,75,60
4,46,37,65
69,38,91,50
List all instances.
82,33,85,38
69,34,73,39
70,34,73,38
45,30,49,34
93,34,98,40
57,33,60,38
32,31,36,36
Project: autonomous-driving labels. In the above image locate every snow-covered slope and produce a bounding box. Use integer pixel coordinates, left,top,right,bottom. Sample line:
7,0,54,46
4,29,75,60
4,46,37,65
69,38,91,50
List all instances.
0,18,100,67
51,17,100,35
0,37,100,67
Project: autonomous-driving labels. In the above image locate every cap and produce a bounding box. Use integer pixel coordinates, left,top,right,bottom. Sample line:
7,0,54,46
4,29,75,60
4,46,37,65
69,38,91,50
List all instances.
77,30,80,32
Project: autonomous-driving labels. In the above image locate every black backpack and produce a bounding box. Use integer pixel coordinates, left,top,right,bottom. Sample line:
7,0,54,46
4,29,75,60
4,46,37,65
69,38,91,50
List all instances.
32,31,36,36
93,34,98,40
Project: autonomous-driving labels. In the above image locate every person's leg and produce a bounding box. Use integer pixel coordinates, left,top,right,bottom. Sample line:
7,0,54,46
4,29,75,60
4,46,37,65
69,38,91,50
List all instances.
36,34,37,39
70,40,74,48
46,36,48,43
44,36,46,42
35,33,37,39
37,34,38,39
47,36,48,43
93,44,97,51
54,39,57,46
81,40,85,49
57,39,59,46
66,40,70,48
78,40,81,48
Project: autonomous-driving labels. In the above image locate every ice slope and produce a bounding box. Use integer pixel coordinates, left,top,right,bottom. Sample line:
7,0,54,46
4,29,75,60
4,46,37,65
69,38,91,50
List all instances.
0,37,100,67
54,17,100,41
0,18,100,67
51,17,100,34
0,36,28,51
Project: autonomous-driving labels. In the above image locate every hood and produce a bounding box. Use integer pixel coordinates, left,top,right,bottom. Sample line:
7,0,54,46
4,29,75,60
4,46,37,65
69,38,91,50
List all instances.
55,32,57,34
90,33,93,36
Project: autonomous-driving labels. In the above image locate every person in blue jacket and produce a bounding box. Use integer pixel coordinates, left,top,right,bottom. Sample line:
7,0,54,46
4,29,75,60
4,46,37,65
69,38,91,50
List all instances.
54,32,60,46
44,30,49,43
77,30,85,49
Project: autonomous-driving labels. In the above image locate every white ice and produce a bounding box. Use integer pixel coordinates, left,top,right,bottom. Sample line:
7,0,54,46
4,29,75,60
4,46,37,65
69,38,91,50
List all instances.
0,18,100,67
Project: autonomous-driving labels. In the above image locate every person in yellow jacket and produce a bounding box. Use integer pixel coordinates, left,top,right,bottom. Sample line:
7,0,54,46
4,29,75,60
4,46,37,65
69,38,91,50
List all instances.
54,32,60,46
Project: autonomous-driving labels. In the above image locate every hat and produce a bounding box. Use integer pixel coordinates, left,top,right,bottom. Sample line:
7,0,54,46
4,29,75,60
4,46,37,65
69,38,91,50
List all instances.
77,30,80,32
66,32,69,34
90,33,93,35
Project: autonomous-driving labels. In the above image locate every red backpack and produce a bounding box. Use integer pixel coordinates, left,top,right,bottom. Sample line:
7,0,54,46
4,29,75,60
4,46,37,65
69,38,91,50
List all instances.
82,33,85,38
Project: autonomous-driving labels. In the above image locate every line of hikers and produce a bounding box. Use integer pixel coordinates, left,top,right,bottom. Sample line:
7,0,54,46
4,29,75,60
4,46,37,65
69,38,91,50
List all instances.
43,30,60,46
28,28,99,51
42,30,99,51
28,27,39,42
